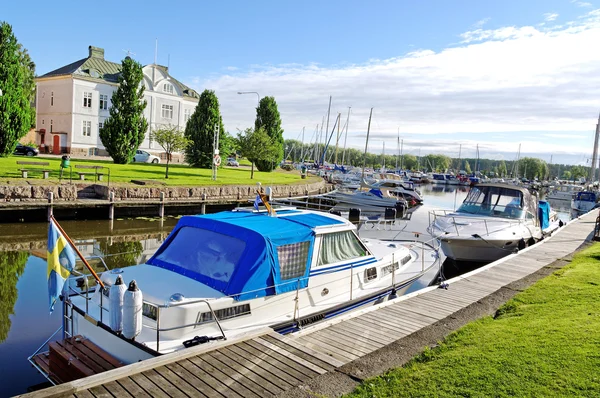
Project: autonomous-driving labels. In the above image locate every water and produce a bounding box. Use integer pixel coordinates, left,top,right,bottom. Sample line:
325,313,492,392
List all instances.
0,186,574,396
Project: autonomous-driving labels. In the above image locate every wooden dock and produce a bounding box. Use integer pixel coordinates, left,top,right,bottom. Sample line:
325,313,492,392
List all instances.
18,211,597,398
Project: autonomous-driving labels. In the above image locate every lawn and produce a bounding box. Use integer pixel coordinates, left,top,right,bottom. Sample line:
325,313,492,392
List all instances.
0,155,316,186
345,243,600,398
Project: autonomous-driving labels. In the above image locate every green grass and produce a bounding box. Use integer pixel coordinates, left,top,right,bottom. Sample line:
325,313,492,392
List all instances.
345,244,600,398
0,155,316,186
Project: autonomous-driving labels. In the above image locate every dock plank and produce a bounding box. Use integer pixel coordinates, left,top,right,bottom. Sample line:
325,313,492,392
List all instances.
301,330,373,357
241,339,318,379
154,365,209,398
164,362,223,398
175,359,244,398
129,373,170,398
190,355,266,398
315,325,386,351
114,377,152,398
252,337,330,375
227,343,305,385
264,333,345,368
294,335,358,363
142,369,188,398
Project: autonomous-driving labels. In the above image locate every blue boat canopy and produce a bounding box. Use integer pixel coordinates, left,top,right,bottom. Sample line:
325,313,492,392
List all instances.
147,210,344,300
575,191,597,202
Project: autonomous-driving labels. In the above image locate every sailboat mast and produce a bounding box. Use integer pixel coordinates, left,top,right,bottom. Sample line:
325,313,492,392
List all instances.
361,108,374,182
342,107,351,166
458,144,462,172
323,96,332,167
382,141,385,170
300,126,305,162
400,139,404,170
590,112,600,183
396,128,400,171
334,113,341,164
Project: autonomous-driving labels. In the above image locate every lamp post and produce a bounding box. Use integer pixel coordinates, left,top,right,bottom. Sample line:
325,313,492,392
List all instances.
237,91,260,107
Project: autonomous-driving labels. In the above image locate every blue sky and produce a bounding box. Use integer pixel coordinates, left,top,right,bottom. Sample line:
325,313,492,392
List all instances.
3,0,600,165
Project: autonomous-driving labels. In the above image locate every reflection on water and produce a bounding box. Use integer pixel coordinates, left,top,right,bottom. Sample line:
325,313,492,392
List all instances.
0,251,28,343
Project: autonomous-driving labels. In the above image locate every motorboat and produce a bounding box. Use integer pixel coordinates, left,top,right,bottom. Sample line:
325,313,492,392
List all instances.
571,191,598,213
326,186,408,214
365,177,423,204
546,184,583,201
32,206,438,369
428,183,560,263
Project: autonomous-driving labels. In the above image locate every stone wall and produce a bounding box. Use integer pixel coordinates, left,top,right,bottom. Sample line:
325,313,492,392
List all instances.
0,184,77,202
93,180,330,201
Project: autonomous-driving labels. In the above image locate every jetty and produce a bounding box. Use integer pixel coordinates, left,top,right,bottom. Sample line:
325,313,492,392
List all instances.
18,210,597,398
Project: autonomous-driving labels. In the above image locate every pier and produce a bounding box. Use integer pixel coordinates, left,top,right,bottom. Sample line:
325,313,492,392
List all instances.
18,211,596,398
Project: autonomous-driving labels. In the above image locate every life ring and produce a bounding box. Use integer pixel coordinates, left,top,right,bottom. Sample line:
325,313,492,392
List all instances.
213,155,221,166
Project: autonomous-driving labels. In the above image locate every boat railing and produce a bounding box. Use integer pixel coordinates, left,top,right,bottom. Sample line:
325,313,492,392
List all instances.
27,325,65,385
429,209,528,237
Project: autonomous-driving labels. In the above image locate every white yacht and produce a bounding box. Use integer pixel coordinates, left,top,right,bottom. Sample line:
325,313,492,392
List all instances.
546,184,583,201
571,191,598,213
428,184,559,263
32,207,438,371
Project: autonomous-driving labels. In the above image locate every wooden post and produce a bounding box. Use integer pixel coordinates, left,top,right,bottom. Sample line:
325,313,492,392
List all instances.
201,192,207,214
108,191,114,220
159,191,165,218
47,191,53,221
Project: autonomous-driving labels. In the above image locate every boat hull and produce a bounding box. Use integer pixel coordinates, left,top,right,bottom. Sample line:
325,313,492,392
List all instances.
439,236,522,262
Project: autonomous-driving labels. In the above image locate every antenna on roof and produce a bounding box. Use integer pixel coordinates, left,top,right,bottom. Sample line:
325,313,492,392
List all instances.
122,49,136,58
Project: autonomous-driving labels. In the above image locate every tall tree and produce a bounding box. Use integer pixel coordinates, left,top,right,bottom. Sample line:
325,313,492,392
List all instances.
151,125,190,179
254,96,284,171
464,161,472,174
99,57,148,164
498,160,507,177
237,127,282,179
185,90,225,168
0,22,34,156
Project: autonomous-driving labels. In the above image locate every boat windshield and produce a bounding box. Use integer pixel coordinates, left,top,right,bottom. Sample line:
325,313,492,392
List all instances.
154,226,246,284
457,186,524,219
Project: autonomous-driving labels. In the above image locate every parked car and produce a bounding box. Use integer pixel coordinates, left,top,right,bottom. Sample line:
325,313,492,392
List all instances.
14,143,39,156
133,150,160,163
226,157,240,167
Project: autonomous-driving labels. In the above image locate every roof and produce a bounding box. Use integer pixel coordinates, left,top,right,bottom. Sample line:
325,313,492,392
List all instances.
38,47,199,99
146,209,346,300
474,183,532,196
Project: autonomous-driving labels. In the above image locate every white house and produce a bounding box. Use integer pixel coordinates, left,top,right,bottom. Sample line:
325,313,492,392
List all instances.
35,45,199,158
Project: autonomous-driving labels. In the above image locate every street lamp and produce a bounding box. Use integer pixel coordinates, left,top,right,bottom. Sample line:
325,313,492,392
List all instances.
237,91,260,107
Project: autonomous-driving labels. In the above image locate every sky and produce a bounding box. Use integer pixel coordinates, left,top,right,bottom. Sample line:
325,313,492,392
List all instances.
3,0,600,165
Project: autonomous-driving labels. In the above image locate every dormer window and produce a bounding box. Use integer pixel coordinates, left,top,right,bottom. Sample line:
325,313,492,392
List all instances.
163,83,174,94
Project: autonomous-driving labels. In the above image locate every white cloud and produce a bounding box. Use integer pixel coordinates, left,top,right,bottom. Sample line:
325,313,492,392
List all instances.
189,9,600,164
473,18,491,28
544,13,559,22
571,0,592,8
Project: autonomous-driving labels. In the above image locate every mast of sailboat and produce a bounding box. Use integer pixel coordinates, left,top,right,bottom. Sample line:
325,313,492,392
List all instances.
514,143,521,179
382,141,386,171
322,96,332,167
341,107,351,166
400,139,404,170
312,124,319,164
361,108,374,182
334,112,342,164
396,128,400,171
457,144,462,173
590,112,600,183
300,126,305,162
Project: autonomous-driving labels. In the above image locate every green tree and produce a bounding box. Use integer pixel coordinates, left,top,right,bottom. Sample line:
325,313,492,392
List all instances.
254,96,284,172
151,125,190,179
99,57,148,164
0,22,34,156
0,250,28,342
237,127,282,179
185,90,225,168
219,131,238,159
402,154,418,170
498,160,507,177
570,165,587,181
563,170,572,180
464,161,472,174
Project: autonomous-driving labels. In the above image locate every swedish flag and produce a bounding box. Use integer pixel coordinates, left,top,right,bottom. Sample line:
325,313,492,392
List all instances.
47,219,76,313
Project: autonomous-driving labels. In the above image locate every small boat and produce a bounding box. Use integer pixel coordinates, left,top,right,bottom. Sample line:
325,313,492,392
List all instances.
428,183,560,263
546,183,583,201
33,207,438,369
571,191,598,213
366,177,423,204
327,188,408,214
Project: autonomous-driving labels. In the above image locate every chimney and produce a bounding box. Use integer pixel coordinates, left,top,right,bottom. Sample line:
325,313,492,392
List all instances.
88,46,105,59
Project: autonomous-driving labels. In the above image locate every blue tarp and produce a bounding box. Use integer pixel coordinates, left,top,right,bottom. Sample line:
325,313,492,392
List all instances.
369,189,384,198
147,211,342,300
538,200,550,230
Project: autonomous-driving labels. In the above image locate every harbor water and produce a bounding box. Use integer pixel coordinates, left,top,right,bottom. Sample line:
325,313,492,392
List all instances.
0,184,572,396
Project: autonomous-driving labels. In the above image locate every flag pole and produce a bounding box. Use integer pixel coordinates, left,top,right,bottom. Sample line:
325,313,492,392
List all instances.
50,215,105,289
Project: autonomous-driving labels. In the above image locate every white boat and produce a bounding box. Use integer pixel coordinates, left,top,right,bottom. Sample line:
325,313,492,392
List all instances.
34,207,438,368
366,176,423,204
327,188,408,214
546,184,583,201
571,191,598,213
428,183,560,263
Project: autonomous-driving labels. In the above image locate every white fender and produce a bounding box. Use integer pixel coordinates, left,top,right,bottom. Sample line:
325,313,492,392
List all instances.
122,280,143,340
109,275,127,332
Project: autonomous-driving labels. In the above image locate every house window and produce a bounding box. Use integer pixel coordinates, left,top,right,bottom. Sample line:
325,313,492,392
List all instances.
277,241,310,280
99,94,108,110
82,120,91,136
50,120,53,133
42,120,44,125
161,104,173,119
83,92,92,108
99,122,103,130
184,108,191,123
163,83,173,94
51,92,54,106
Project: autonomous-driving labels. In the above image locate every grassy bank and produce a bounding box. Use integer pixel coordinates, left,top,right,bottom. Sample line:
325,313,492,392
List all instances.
0,156,315,186
346,243,600,397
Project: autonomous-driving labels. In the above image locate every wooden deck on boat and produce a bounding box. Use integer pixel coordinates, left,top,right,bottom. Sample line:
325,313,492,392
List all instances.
19,211,597,398
31,336,124,385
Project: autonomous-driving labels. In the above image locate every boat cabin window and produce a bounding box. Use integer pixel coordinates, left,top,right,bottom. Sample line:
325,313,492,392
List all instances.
364,267,377,282
154,227,246,284
277,241,311,280
458,186,525,219
317,231,368,266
